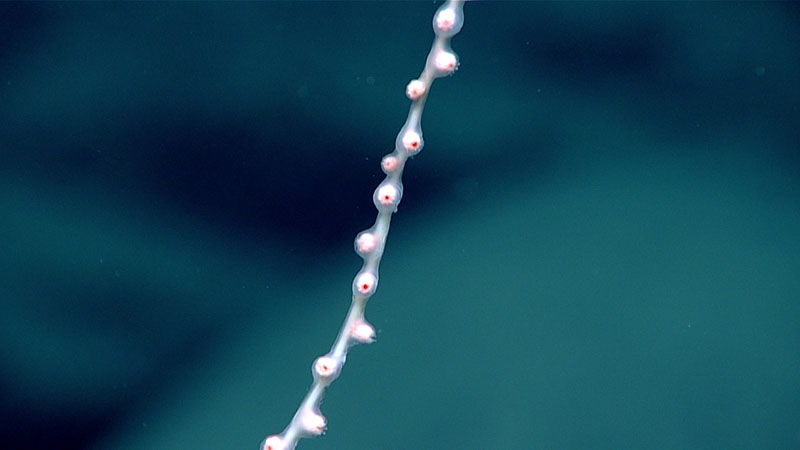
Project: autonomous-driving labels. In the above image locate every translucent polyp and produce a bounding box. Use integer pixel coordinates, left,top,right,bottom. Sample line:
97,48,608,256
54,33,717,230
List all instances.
373,180,403,213
354,229,380,257
433,4,464,38
352,271,377,296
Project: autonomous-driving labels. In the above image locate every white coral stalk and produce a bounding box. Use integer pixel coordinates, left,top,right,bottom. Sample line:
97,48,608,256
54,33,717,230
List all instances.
261,2,466,449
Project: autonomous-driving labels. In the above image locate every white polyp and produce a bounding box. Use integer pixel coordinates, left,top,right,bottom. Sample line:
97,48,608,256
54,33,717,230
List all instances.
299,410,327,436
433,5,464,37
350,320,376,344
381,154,400,173
433,50,458,74
374,182,401,210
353,271,377,296
406,79,426,100
355,232,379,255
401,130,423,154
262,435,286,450
435,8,456,32
313,355,341,381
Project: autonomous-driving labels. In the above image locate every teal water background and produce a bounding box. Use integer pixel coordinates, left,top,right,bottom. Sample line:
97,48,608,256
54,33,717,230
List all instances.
1,2,798,449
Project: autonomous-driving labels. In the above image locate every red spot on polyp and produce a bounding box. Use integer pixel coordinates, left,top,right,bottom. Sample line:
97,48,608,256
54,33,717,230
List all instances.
362,284,369,290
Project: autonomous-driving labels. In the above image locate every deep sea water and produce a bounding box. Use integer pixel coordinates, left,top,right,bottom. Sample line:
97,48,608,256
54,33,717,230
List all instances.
1,2,798,449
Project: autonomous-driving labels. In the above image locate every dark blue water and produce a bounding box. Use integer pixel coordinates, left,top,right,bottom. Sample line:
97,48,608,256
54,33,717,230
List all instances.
1,2,798,449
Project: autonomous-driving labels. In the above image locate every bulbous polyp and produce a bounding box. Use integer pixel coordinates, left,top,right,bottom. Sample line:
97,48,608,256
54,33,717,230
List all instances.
373,181,402,213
